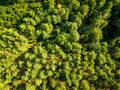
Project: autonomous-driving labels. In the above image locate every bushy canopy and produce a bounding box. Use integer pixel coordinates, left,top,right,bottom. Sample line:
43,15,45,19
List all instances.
0,0,120,90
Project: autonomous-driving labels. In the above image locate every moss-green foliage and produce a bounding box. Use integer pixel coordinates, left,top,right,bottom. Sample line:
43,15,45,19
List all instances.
0,0,120,90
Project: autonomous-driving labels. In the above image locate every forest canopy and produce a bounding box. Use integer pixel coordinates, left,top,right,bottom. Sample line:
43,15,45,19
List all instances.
0,0,120,90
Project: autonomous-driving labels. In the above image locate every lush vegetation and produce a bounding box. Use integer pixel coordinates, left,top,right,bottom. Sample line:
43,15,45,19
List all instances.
0,0,120,90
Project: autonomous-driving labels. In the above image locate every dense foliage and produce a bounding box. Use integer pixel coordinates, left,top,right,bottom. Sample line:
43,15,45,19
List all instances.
0,0,120,90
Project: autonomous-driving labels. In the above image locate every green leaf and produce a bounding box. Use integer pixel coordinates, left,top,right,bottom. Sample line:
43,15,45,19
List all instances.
51,64,56,71
35,79,42,86
27,61,32,67
39,70,46,79
26,84,36,90
46,70,53,77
